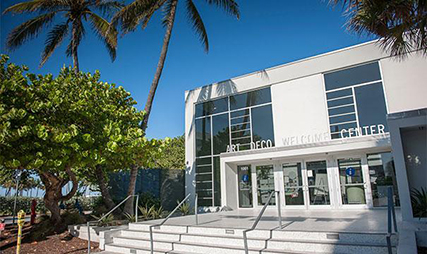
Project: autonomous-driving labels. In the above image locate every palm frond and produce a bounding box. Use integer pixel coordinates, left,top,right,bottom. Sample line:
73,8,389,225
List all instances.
204,0,240,19
3,0,68,14
92,0,124,18
87,12,117,61
112,0,165,34
186,0,209,52
6,12,56,50
162,0,176,28
40,22,70,67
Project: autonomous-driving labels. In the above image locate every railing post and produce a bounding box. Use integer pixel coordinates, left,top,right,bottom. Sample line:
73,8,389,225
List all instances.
149,225,154,254
195,194,198,225
135,195,139,223
388,187,398,233
87,222,91,254
276,191,282,229
243,230,249,254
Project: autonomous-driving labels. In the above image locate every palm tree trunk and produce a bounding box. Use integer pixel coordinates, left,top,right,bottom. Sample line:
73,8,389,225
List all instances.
123,0,178,215
71,22,80,74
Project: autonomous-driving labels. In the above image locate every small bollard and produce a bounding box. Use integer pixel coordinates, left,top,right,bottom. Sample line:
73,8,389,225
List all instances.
16,210,25,254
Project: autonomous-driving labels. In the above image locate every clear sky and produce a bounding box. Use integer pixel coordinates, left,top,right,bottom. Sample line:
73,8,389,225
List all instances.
0,0,375,140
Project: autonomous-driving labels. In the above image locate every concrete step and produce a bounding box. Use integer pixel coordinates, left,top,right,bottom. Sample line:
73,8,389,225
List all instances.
107,234,396,254
128,223,397,245
121,226,397,247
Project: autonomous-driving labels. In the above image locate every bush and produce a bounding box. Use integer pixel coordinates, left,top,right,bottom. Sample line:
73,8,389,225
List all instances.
0,196,100,216
137,192,161,209
0,196,45,216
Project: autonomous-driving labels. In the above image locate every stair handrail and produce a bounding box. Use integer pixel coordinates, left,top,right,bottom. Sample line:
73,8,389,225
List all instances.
87,194,139,254
149,193,196,254
386,186,398,254
243,190,281,254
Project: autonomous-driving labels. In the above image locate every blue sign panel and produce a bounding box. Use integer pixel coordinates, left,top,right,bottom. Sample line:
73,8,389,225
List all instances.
242,174,249,182
346,167,355,176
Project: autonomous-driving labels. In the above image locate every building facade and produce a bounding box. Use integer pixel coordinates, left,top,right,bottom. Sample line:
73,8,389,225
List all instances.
184,40,427,221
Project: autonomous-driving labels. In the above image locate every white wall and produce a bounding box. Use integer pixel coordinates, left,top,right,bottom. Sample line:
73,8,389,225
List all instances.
271,74,330,146
380,54,427,114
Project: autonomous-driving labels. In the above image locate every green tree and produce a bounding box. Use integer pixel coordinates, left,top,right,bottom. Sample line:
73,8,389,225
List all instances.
0,55,165,223
154,135,185,170
331,0,427,57
3,0,122,72
112,0,240,215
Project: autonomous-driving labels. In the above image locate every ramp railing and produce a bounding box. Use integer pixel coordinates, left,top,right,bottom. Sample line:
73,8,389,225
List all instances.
243,190,282,254
386,186,398,254
87,194,139,253
149,193,198,253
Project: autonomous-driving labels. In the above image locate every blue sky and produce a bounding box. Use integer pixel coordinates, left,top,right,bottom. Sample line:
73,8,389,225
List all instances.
1,0,374,140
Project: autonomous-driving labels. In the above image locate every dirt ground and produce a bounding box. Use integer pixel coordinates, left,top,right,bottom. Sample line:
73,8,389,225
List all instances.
0,223,101,254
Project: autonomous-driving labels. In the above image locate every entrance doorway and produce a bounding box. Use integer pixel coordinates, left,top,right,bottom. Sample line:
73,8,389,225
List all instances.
337,158,367,205
255,165,275,206
282,160,331,208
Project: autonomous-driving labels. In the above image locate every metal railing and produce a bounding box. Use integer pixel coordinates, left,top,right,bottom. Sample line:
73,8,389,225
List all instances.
87,194,139,254
243,191,282,254
386,186,398,254
149,193,197,254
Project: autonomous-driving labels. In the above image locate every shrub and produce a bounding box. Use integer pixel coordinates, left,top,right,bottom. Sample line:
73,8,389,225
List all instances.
0,196,45,216
411,187,427,218
137,192,161,209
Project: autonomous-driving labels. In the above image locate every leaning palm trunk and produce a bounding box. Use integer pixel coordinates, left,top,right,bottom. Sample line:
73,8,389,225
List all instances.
123,0,178,216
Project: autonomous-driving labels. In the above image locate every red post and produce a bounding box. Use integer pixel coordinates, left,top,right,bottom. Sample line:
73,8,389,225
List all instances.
30,199,37,225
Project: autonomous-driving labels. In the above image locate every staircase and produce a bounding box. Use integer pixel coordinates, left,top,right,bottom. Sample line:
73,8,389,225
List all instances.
101,222,398,254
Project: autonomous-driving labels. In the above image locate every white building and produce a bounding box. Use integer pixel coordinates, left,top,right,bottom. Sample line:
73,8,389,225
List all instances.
184,40,427,223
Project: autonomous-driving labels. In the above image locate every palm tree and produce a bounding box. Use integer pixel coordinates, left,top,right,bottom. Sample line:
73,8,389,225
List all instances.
3,0,122,73
331,0,427,57
112,0,240,214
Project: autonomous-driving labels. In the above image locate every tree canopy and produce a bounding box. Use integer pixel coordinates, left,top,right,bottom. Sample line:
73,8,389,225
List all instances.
0,55,166,222
332,0,427,57
154,135,185,170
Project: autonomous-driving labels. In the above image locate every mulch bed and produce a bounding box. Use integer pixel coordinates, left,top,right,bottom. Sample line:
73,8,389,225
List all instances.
0,223,101,254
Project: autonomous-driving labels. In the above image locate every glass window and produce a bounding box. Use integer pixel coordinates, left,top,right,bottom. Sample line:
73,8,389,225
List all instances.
256,165,275,205
195,97,228,117
307,161,330,205
283,163,304,205
212,113,229,155
251,105,275,145
230,87,271,110
197,198,212,207
354,82,388,132
238,165,253,208
327,97,354,108
328,105,355,117
195,117,211,157
326,88,352,100
329,114,357,125
338,158,366,204
213,157,221,206
231,109,249,118
367,153,400,207
324,62,381,91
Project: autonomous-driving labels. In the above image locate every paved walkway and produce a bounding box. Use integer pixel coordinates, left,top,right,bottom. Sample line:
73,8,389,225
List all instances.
138,208,402,233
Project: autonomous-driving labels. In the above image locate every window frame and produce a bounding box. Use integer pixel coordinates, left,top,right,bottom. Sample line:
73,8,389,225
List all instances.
323,62,388,139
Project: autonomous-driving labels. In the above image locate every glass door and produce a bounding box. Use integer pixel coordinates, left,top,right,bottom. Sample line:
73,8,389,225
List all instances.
306,160,331,206
283,162,305,206
337,158,367,205
238,165,253,208
255,165,275,206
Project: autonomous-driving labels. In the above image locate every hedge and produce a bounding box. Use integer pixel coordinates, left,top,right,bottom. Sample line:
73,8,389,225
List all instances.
0,196,102,216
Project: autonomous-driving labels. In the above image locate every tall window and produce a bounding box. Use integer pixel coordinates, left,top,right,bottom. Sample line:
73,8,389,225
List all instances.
324,62,388,139
194,87,274,206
